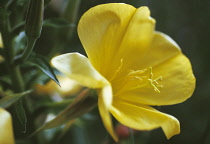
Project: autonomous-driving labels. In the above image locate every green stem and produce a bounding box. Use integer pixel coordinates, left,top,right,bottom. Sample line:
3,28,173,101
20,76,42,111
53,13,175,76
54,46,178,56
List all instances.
0,7,38,143
0,9,14,64
15,37,37,63
62,0,81,39
0,10,24,92
129,128,135,144
21,37,37,61
63,0,81,24
0,9,24,91
10,65,25,92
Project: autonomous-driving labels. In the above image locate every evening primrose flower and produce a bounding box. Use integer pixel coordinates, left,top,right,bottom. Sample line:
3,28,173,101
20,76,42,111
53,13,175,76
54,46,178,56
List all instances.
0,108,15,144
51,3,195,141
0,33,4,63
35,75,83,97
0,33,3,48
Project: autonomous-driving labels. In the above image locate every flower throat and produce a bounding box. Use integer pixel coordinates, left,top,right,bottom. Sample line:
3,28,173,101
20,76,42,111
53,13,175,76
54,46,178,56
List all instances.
110,59,163,93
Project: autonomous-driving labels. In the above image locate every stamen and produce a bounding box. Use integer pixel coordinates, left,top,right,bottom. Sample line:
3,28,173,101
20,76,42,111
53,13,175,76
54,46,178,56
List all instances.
109,59,123,81
127,67,163,93
147,67,163,93
128,69,147,76
128,76,143,82
127,69,147,82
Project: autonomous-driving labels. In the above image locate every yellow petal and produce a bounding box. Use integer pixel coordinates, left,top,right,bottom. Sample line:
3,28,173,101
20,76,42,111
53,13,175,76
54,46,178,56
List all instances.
51,53,108,88
56,76,83,97
78,4,156,82
121,32,181,72
0,55,4,63
116,53,195,105
117,6,155,60
98,85,118,142
108,6,155,82
0,108,15,144
78,3,136,78
111,32,181,85
137,32,181,68
113,32,195,105
35,75,83,97
110,99,180,139
0,33,3,48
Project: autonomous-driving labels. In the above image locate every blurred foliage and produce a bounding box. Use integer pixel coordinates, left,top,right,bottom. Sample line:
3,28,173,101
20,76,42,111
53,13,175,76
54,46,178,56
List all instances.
0,0,210,144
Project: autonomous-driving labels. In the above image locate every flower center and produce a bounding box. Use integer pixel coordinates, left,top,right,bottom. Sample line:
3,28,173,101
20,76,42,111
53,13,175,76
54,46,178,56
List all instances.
127,67,163,93
109,59,163,95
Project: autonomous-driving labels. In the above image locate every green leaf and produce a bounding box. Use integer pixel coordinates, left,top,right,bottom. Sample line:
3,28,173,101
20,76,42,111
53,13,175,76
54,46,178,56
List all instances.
0,0,12,8
28,54,60,86
43,18,75,28
16,0,26,6
42,99,74,109
13,31,27,54
0,90,32,133
34,99,75,114
25,0,44,39
15,100,27,133
0,90,32,108
11,21,25,36
0,8,10,29
31,89,97,135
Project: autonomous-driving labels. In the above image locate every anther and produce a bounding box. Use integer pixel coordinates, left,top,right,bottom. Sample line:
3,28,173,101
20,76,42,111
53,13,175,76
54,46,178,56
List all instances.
147,68,163,93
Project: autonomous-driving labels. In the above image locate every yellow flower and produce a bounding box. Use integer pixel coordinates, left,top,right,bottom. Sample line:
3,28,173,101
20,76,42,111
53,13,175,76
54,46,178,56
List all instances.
0,33,3,48
51,3,195,141
35,75,83,97
0,108,15,144
0,33,4,63
0,56,4,63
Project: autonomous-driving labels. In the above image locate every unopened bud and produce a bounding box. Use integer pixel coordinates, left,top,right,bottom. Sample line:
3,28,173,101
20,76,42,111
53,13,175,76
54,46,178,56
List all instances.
25,0,44,39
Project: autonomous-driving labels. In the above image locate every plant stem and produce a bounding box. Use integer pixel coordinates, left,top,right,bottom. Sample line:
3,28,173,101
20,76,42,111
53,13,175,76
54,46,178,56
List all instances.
21,37,37,61
15,37,37,64
0,9,14,64
0,7,38,144
62,0,81,39
10,64,25,92
129,128,135,144
0,8,24,92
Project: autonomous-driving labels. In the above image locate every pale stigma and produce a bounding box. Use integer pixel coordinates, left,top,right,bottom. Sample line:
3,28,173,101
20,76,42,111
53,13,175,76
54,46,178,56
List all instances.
109,59,123,81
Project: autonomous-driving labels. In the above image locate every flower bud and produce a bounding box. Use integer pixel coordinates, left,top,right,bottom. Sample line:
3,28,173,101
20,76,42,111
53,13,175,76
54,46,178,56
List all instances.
0,108,14,144
25,0,44,39
35,75,83,98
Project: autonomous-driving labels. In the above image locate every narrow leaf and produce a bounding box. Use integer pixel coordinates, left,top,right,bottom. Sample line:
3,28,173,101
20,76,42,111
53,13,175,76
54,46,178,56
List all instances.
0,8,10,30
15,100,27,133
31,89,97,135
0,90,32,108
28,54,60,86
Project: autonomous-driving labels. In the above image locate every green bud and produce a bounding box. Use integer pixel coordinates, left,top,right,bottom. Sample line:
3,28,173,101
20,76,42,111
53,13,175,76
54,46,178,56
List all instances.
25,0,44,39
